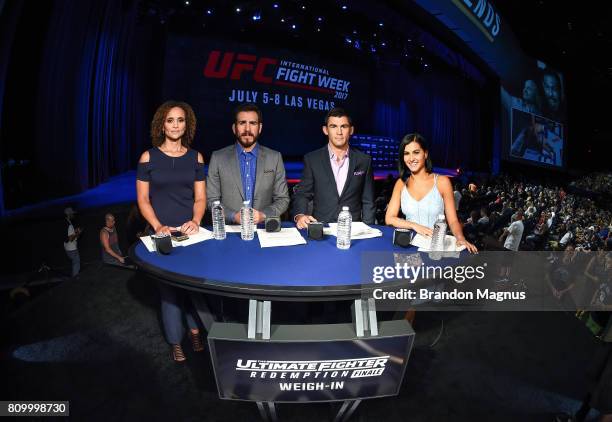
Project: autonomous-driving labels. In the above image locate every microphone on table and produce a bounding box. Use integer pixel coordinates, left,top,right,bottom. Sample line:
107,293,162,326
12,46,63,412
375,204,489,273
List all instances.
265,216,281,232
307,222,324,240
152,234,173,255
393,229,415,248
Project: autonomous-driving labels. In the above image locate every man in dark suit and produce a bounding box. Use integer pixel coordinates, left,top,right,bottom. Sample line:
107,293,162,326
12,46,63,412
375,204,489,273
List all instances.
207,104,289,224
293,108,375,228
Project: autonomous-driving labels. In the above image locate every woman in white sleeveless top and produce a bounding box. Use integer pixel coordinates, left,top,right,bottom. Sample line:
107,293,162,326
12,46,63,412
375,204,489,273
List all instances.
385,133,477,253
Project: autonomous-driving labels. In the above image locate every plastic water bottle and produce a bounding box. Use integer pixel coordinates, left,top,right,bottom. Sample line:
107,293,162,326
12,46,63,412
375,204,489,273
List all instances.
429,214,447,260
212,200,226,240
336,206,352,250
240,200,254,241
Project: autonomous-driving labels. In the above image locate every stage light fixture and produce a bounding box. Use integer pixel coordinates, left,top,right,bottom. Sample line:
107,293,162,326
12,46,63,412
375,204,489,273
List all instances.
378,22,384,27
236,7,241,13
206,9,212,15
341,5,347,10
280,18,285,22
291,24,296,29
273,3,279,8
184,1,189,5
317,17,323,21
252,13,261,21
301,5,306,10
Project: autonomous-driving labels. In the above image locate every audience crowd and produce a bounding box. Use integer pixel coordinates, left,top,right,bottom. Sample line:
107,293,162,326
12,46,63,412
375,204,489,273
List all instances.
454,173,612,253
570,172,612,196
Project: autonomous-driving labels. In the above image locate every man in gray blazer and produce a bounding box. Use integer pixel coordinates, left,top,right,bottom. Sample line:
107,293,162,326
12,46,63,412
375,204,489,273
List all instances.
207,104,289,224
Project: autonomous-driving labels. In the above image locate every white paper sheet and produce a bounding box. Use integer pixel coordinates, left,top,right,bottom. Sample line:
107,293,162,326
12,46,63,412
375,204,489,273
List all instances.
140,236,156,252
325,222,383,239
256,228,307,248
411,233,466,253
174,228,214,246
224,225,242,233
139,228,214,252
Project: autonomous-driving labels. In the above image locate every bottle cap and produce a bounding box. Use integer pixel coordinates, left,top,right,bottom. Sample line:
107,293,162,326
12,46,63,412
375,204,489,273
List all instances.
213,200,220,205
438,214,445,220
243,200,250,206
342,206,349,211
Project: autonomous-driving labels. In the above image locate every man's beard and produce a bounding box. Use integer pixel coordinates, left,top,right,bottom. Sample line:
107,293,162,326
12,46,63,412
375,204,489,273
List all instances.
236,131,259,149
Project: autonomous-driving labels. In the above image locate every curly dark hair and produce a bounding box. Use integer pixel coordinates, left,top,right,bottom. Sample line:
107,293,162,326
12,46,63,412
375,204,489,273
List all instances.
150,101,197,147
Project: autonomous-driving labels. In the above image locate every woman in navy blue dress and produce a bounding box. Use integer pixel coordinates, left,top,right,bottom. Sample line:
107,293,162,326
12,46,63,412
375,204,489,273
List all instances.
136,101,206,362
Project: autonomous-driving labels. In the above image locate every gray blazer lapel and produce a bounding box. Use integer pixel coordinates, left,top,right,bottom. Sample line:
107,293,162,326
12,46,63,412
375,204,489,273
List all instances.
228,147,245,200
253,146,266,201
339,148,358,198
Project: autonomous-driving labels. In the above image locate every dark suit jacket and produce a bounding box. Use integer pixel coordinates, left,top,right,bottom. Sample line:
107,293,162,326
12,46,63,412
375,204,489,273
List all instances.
292,146,375,224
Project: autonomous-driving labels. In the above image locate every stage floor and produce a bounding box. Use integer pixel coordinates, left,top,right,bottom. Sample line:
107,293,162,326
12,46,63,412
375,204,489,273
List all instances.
1,265,601,421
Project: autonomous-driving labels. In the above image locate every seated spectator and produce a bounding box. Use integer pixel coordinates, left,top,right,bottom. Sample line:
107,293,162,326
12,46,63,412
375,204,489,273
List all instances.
487,211,500,234
453,183,462,211
546,243,578,309
466,210,479,225
589,250,611,312
559,225,574,248
547,210,556,229
464,210,481,241
478,207,490,226
100,213,135,269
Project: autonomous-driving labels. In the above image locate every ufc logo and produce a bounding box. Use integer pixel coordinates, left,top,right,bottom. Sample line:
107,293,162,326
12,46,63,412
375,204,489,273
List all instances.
203,51,277,83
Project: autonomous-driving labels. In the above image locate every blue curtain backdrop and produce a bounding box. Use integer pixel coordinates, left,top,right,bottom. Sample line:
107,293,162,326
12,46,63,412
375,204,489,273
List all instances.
34,0,143,196
0,0,25,216
372,63,487,171
1,0,491,214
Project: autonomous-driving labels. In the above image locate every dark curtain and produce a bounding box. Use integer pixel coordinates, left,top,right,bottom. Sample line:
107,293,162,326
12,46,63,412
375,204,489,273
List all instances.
373,63,488,171
0,0,25,216
34,0,143,196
